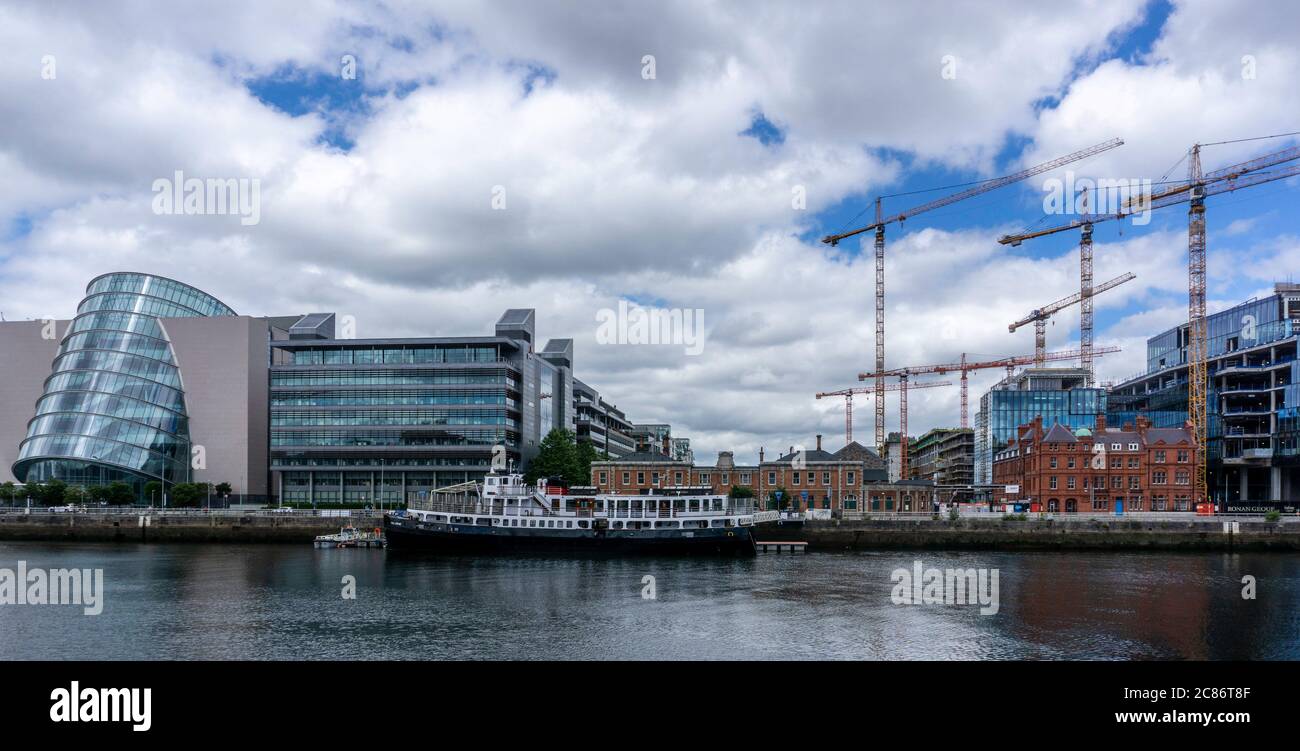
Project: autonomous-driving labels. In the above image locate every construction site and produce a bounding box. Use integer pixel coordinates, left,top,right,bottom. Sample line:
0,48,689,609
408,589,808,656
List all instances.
814,134,1300,507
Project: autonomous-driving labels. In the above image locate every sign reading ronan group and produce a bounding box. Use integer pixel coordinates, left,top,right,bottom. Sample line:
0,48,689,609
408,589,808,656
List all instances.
1223,500,1299,514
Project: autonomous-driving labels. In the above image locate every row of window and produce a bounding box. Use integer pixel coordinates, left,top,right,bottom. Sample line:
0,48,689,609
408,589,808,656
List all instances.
1044,472,1190,490
46,370,186,415
271,370,515,387
288,346,502,366
599,469,858,486
270,390,513,407
270,430,510,447
85,273,234,317
53,350,182,389
36,391,187,434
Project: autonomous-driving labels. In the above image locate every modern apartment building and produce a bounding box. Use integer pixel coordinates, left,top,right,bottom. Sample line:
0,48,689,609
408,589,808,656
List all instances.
975,367,1107,485
572,378,636,458
909,427,975,490
1108,283,1300,502
631,423,673,455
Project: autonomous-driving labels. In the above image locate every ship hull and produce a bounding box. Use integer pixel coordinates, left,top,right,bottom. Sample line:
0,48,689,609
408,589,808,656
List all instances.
384,515,756,555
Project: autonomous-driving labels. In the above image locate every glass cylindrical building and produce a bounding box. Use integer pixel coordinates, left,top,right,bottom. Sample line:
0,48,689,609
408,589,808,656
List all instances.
13,272,236,494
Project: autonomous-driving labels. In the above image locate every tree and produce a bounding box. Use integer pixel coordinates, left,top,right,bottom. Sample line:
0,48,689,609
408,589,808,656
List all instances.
525,428,583,486
42,479,67,505
64,486,88,506
170,483,203,507
729,485,755,499
142,481,162,505
767,486,791,511
215,482,232,497
575,440,602,486
107,482,134,506
86,485,109,505
0,482,15,505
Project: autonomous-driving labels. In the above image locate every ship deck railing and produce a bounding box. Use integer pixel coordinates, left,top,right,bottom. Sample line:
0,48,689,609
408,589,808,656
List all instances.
404,500,757,519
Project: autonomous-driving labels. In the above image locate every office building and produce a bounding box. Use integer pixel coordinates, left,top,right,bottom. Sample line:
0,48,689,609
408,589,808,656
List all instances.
975,367,1107,485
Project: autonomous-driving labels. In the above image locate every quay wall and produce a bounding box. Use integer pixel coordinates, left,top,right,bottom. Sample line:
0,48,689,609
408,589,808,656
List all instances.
0,512,384,543
753,517,1300,552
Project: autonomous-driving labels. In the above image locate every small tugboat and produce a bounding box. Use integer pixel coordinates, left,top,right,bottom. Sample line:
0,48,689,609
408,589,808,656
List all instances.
384,471,763,555
314,525,386,549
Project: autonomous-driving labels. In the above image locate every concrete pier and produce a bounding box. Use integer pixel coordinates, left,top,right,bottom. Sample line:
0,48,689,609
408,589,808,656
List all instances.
0,511,384,544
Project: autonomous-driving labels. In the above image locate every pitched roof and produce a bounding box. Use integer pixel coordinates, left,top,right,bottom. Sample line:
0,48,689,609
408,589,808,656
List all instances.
834,441,886,468
1042,422,1079,443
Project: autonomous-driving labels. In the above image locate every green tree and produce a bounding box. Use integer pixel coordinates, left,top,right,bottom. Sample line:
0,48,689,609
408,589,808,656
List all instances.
728,485,755,499
107,481,134,506
64,485,88,506
525,428,583,485
170,483,203,507
574,440,603,486
142,481,163,505
215,482,232,497
767,486,790,511
43,479,68,505
0,481,15,506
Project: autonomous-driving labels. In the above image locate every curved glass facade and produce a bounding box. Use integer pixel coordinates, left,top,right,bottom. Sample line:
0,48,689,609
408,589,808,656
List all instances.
13,272,235,493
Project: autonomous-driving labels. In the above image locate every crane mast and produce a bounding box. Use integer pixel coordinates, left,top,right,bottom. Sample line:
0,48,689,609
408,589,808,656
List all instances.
822,138,1124,454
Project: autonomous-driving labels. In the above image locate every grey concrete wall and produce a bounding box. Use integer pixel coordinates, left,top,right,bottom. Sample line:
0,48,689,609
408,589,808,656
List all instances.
164,316,270,498
754,518,1300,551
0,511,381,543
0,319,69,482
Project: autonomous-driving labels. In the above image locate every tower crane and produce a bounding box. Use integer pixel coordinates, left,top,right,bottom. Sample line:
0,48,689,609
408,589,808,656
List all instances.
999,142,1300,504
821,138,1124,454
816,380,951,445
1010,272,1136,365
858,345,1121,480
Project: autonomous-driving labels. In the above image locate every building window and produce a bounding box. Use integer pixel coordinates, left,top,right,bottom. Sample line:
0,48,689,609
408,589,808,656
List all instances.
1067,476,1076,490
1129,476,1140,490
1050,457,1058,469
598,472,607,485
700,472,710,483
637,472,645,485
740,472,751,484
1128,443,1139,451
846,471,855,485
622,472,630,485
1067,457,1075,469
1177,450,1189,463
1111,443,1121,451
1175,470,1189,485
675,471,683,484
768,471,777,485
822,471,831,485
721,472,730,484
1153,470,1167,485
1154,450,1166,463
651,472,660,485
1049,476,1058,490
792,473,800,485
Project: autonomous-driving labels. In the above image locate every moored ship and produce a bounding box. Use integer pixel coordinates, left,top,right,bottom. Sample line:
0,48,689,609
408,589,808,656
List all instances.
384,471,763,555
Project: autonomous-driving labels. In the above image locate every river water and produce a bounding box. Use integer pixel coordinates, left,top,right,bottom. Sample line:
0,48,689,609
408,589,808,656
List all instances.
1,542,1297,660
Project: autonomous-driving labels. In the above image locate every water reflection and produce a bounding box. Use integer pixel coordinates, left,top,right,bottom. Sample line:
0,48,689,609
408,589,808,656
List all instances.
1,544,1296,660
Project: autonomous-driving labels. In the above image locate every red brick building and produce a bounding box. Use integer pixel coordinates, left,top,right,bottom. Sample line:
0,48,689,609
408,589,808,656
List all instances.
592,435,936,513
992,415,1199,512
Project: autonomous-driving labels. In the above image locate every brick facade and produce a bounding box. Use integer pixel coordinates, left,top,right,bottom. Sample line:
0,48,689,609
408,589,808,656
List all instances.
592,436,936,513
992,415,1200,511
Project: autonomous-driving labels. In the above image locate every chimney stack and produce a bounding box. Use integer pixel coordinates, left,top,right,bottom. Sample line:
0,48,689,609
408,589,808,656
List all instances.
759,446,765,463
1095,414,1107,433
816,434,823,451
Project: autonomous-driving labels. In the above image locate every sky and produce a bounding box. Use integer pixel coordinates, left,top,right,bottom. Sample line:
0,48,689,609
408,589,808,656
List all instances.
1,0,1298,464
